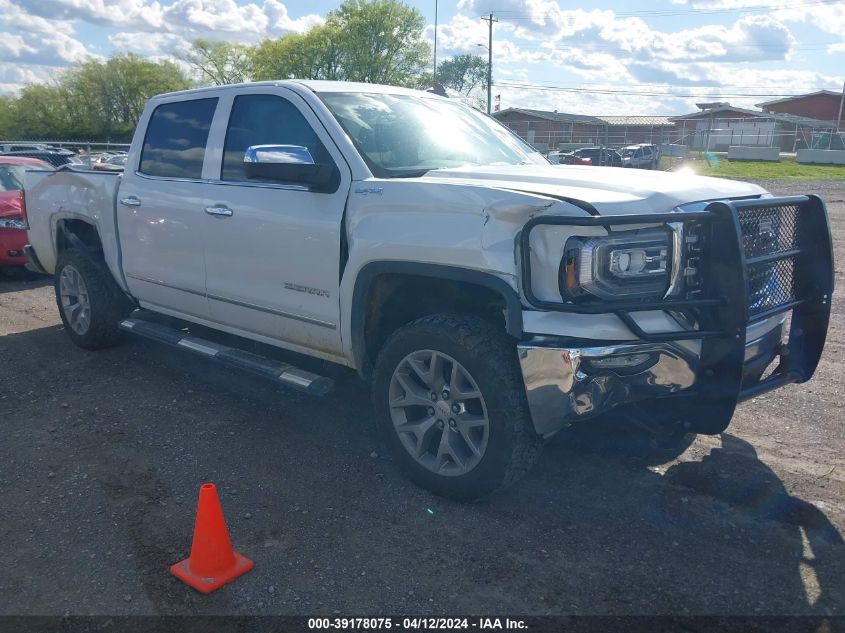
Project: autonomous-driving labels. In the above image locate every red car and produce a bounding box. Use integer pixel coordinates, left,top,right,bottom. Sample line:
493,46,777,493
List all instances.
0,156,53,272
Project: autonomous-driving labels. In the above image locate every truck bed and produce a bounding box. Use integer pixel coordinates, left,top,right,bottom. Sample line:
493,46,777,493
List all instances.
25,167,123,280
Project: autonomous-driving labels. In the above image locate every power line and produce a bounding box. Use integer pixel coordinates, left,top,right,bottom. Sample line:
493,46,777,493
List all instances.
495,78,840,90
518,42,838,53
492,80,824,98
483,0,841,20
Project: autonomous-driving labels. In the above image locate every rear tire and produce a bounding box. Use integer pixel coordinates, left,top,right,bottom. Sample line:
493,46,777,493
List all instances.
54,248,133,350
373,313,542,501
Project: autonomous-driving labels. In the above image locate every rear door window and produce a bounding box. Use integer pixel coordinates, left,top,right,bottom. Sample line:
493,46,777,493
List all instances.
139,98,218,179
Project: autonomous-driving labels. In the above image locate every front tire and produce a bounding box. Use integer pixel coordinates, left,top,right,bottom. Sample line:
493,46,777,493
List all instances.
373,313,542,501
54,248,133,350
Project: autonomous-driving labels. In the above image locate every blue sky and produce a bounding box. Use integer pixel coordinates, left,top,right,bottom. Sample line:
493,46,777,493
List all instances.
1,0,843,115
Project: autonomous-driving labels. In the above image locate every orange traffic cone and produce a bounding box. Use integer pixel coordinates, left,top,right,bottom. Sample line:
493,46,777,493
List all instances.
170,483,254,593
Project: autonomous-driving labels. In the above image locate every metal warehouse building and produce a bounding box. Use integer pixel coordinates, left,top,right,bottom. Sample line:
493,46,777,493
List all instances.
492,108,678,151
671,103,841,152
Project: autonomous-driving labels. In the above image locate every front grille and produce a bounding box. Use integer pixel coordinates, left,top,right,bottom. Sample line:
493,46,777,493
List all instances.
738,202,803,319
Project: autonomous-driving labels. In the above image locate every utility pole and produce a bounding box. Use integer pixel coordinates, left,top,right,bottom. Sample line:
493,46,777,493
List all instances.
837,80,844,133
433,0,438,83
481,12,497,115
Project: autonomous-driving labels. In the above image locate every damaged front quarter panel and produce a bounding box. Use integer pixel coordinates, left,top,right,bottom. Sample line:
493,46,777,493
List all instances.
479,192,586,251
479,192,599,304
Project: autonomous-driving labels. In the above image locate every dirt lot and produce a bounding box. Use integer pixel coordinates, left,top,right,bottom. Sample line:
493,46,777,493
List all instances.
1,179,843,617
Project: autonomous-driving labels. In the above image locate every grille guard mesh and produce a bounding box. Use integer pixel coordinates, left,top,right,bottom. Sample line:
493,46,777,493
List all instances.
518,195,834,424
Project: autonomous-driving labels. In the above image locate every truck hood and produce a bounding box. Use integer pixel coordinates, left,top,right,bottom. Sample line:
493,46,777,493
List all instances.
420,164,767,215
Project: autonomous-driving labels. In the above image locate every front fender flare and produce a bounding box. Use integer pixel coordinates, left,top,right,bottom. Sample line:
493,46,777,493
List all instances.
350,261,524,374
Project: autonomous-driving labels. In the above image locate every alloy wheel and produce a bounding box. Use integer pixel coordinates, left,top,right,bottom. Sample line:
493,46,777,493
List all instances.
388,350,490,476
59,264,91,335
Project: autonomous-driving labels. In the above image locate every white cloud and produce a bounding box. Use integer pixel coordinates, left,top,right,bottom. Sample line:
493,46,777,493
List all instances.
494,82,684,116
0,0,840,114
597,14,794,63
0,0,323,90
458,0,614,40
0,0,100,70
430,14,492,55
0,63,62,93
497,64,845,116
0,0,76,34
432,8,801,102
263,0,324,35
108,31,188,55
161,0,269,36
669,0,845,39
15,0,165,29
9,0,322,38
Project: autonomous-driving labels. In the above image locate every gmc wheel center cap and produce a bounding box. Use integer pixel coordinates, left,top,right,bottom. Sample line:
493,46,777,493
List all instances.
436,401,451,417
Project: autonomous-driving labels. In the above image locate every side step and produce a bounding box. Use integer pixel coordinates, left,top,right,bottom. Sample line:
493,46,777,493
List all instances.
119,318,334,396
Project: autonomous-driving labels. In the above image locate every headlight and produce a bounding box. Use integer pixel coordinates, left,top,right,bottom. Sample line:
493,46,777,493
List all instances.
560,228,672,301
0,217,26,230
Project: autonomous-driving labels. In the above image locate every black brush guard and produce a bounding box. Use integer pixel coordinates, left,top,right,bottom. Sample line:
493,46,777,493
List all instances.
519,195,833,434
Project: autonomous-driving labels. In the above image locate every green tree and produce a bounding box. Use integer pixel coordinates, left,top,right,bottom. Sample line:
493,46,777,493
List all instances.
185,38,253,85
8,85,77,139
65,54,191,139
436,54,487,97
327,0,430,86
251,0,431,88
2,54,191,141
252,24,343,81
0,96,18,138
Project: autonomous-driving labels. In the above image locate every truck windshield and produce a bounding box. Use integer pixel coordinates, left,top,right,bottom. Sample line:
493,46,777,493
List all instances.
318,92,545,178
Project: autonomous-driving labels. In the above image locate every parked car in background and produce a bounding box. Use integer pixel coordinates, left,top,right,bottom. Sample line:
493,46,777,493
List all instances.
93,154,127,171
620,144,660,169
546,151,591,166
0,143,45,153
0,156,53,273
0,143,74,156
550,151,592,166
571,147,623,167
0,150,79,168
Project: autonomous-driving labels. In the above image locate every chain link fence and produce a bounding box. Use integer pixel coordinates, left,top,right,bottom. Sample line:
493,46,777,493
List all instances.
495,116,843,156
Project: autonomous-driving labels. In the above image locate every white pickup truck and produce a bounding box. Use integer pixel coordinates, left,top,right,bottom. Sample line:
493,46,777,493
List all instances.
24,81,833,499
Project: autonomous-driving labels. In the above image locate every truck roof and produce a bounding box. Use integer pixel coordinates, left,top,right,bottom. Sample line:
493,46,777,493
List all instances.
152,80,436,102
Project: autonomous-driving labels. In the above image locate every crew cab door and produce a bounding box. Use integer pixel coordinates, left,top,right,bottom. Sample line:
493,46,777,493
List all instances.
118,96,219,319
200,87,350,355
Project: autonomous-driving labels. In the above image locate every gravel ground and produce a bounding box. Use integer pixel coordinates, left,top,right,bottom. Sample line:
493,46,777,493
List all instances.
0,178,843,616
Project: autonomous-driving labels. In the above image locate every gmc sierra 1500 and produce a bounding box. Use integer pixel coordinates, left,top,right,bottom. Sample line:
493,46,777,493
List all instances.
24,81,833,499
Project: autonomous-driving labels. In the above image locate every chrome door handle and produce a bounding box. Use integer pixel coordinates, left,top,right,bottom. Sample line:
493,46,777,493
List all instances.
205,205,233,217
120,196,141,207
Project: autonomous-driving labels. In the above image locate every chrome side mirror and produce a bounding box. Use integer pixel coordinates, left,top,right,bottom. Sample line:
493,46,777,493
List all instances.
244,144,316,166
243,144,337,190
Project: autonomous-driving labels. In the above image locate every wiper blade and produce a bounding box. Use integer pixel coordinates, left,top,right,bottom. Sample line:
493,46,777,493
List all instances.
389,168,432,178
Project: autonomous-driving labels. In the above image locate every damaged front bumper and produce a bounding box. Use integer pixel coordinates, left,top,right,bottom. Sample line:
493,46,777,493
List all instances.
516,195,833,437
518,319,783,437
